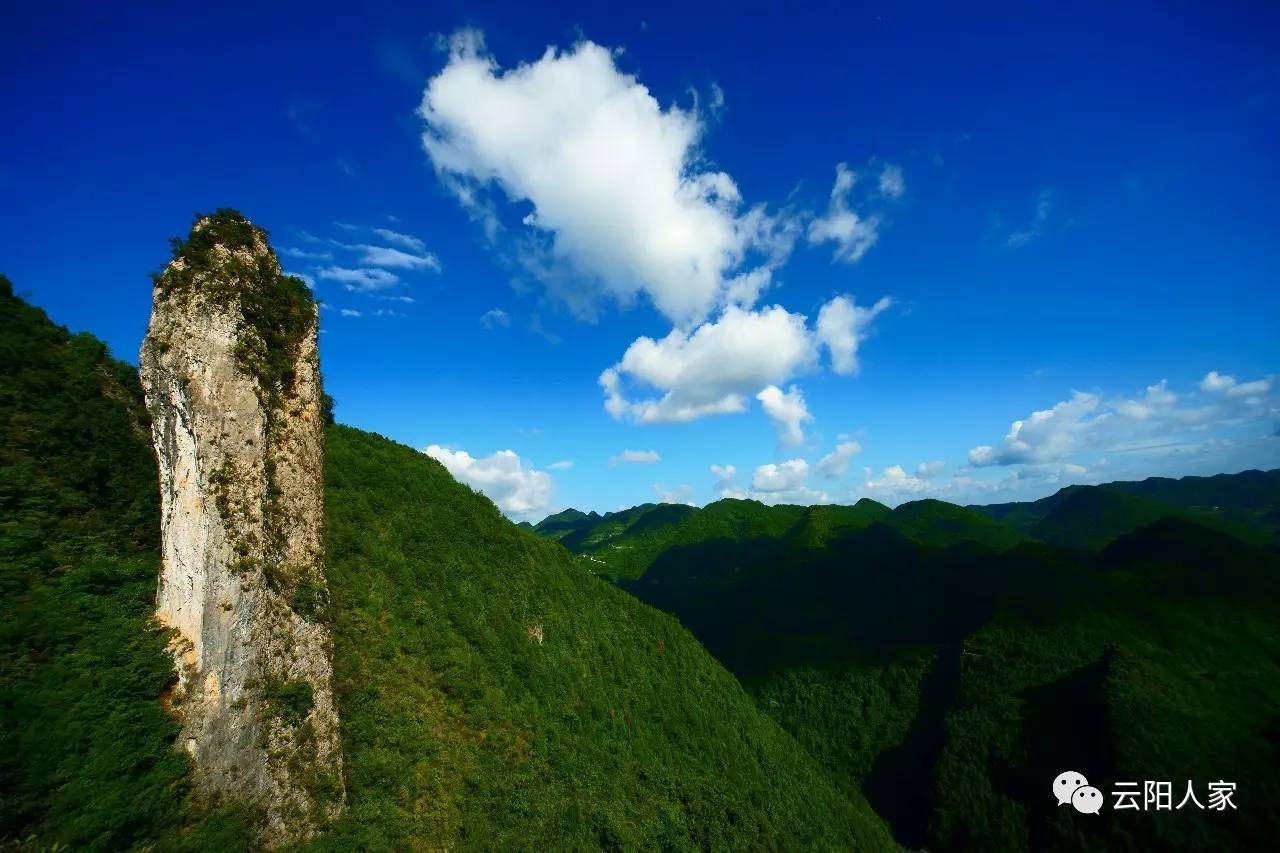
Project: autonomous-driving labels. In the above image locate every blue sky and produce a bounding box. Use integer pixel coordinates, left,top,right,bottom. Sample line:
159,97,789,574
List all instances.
3,0,1278,519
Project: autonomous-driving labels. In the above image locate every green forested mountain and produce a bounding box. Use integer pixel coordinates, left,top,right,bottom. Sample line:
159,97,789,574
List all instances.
539,475,1280,851
0,276,253,849
972,471,1280,549
316,426,892,850
543,494,1029,580
0,280,894,850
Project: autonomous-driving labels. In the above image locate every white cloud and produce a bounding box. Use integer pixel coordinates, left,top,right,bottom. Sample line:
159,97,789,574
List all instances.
916,460,946,478
752,458,809,491
756,384,811,446
808,163,880,263
419,30,796,326
600,304,818,423
814,440,862,478
281,247,332,260
547,460,574,470
710,464,737,494
866,464,927,493
339,308,362,318
480,308,511,329
1200,370,1272,399
348,244,442,271
653,483,694,504
856,463,970,505
425,444,553,519
371,228,426,252
744,458,829,504
816,295,893,375
601,295,891,430
317,266,401,291
1005,190,1052,248
610,448,661,465
968,374,1278,467
286,271,316,288
879,163,905,199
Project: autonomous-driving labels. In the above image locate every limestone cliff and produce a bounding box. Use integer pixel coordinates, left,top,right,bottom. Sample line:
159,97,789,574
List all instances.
139,210,343,842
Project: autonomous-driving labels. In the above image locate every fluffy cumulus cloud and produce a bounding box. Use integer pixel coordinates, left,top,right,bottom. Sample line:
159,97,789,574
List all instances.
419,30,796,326
814,440,862,478
419,30,906,444
601,296,890,426
740,458,829,504
968,372,1278,468
424,445,553,519
480,308,510,329
600,304,817,422
816,295,893,375
752,458,809,491
610,448,661,465
757,385,811,446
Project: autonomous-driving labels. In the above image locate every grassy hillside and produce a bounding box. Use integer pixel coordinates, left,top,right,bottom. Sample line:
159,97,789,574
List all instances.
0,281,895,850
315,426,894,851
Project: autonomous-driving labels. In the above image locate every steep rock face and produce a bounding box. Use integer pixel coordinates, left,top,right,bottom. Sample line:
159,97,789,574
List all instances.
138,211,343,843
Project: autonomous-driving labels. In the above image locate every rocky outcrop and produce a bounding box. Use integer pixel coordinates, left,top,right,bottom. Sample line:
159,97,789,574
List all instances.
139,210,343,843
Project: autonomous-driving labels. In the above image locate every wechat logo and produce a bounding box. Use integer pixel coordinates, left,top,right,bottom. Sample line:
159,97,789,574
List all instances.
1055,770,1104,814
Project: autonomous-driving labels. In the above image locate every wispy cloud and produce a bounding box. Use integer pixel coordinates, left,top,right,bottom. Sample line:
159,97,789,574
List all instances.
317,266,401,291
610,449,661,465
1005,190,1052,248
371,228,425,252
280,247,332,260
346,244,441,271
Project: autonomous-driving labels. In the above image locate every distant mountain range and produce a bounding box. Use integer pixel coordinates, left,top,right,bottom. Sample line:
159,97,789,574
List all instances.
533,469,1280,851
532,469,1280,578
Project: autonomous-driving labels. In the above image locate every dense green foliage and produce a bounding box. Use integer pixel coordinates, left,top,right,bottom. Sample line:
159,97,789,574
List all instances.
156,209,316,410
545,494,1026,581
0,277,253,850
541,478,1280,852
313,426,893,851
